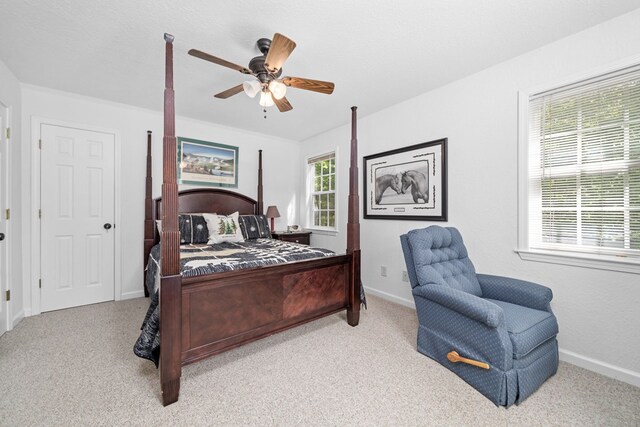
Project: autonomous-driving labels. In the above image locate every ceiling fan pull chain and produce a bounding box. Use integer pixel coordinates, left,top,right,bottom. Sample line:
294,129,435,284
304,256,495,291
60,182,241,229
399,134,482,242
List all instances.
263,108,267,119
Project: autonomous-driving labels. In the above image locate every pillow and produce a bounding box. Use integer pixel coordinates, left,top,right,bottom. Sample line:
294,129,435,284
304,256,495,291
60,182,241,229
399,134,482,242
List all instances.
238,215,272,240
203,212,244,244
178,214,209,244
156,215,209,244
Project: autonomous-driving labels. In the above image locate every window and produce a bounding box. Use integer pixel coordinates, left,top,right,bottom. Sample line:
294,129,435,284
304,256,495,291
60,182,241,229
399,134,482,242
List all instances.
522,66,640,262
307,152,336,229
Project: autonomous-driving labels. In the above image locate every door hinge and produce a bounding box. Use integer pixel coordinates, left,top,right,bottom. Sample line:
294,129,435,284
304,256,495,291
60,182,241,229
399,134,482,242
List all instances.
39,279,42,289
5,290,9,301
5,127,9,139
39,139,42,149
38,209,42,219
4,209,9,220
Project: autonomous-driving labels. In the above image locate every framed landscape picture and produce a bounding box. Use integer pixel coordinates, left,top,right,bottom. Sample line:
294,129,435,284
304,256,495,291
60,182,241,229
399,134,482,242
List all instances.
363,138,447,221
177,137,238,188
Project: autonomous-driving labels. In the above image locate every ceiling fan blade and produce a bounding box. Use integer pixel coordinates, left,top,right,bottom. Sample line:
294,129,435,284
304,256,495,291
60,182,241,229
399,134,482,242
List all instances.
188,49,252,75
282,77,334,95
264,33,296,74
214,84,245,99
274,96,293,112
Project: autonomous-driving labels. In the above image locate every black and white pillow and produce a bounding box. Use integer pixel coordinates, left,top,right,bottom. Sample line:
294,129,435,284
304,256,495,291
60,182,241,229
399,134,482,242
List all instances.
178,214,209,244
238,215,272,240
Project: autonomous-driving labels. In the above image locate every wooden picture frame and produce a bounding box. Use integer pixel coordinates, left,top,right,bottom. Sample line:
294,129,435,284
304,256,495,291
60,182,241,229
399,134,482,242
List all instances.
177,137,239,187
363,138,447,221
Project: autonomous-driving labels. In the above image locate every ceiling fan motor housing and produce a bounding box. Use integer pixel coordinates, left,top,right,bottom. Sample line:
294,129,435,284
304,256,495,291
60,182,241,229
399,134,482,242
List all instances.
249,55,282,83
256,38,272,55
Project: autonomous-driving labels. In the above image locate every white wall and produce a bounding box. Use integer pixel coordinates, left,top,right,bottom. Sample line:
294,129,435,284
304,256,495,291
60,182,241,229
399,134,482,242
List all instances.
301,9,640,385
0,59,23,328
21,85,300,312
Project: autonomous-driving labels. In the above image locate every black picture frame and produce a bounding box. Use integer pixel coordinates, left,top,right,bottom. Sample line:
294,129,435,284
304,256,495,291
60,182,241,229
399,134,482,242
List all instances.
363,138,448,221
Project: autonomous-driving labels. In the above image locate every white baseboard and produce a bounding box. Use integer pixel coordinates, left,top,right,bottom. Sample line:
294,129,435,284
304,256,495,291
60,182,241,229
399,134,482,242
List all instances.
120,290,145,300
365,287,415,309
12,309,25,329
367,287,640,389
559,348,640,388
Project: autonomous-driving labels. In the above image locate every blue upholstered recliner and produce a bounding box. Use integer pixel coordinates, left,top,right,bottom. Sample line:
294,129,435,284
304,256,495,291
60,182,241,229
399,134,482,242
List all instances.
400,226,559,407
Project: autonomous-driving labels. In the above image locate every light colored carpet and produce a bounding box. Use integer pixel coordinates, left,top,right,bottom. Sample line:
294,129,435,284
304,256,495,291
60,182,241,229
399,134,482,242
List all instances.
1,295,639,426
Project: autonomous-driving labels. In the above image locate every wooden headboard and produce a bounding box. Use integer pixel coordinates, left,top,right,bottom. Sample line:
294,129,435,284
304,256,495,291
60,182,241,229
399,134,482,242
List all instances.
151,188,258,246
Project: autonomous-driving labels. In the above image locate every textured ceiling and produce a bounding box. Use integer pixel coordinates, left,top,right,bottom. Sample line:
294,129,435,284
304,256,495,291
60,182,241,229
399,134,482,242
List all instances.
1,0,639,141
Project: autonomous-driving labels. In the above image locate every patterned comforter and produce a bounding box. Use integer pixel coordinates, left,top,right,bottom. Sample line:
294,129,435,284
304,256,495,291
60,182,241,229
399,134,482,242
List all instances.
133,239,336,365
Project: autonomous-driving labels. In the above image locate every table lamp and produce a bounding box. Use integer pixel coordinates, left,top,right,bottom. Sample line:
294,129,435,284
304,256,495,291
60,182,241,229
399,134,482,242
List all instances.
266,205,280,231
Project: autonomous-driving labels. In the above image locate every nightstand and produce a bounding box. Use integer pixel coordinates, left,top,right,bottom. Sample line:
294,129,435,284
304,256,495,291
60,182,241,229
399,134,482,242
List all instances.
271,231,312,245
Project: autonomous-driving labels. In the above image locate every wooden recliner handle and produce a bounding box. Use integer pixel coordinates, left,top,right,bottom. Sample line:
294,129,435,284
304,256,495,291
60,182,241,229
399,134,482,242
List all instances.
447,351,490,370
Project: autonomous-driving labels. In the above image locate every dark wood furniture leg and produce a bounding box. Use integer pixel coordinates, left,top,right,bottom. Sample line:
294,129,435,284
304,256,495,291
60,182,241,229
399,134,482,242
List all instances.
143,130,153,297
160,33,182,406
257,149,264,215
160,274,181,405
346,106,361,326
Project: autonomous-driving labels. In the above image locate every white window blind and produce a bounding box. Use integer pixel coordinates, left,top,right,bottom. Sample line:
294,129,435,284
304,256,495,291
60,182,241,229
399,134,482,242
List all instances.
527,66,640,257
308,152,336,229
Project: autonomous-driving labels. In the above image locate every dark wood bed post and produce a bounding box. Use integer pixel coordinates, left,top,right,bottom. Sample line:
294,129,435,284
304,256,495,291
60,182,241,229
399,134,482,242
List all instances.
257,149,264,215
160,33,182,407
346,106,361,326
143,130,153,297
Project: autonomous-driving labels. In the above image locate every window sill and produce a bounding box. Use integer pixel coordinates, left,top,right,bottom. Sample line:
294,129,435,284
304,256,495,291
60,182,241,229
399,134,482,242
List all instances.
305,227,339,236
515,248,640,274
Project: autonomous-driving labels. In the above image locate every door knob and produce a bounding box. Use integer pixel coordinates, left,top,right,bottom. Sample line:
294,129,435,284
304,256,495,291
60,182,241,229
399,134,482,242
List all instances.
103,223,112,230
0,233,4,241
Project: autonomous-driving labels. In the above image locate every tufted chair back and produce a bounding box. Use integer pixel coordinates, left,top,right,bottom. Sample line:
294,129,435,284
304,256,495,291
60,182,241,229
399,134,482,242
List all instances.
403,226,482,296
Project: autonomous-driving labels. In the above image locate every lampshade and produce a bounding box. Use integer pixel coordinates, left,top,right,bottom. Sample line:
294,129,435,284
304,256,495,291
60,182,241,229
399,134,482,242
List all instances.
266,205,280,218
266,205,280,232
243,80,262,98
268,80,287,100
259,90,274,107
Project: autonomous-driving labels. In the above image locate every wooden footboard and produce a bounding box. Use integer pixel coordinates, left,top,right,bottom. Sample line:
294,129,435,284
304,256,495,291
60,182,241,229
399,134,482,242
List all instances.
180,255,354,365
160,253,358,405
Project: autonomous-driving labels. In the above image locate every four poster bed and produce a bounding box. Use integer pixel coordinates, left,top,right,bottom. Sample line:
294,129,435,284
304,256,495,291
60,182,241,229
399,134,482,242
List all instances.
136,33,362,406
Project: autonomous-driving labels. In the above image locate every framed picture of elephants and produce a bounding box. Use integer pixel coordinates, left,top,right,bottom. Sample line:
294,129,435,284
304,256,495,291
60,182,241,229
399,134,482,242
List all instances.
363,138,447,221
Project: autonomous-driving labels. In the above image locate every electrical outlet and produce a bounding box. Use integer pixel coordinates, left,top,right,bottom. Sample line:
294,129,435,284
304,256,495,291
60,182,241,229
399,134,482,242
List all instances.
381,265,387,277
402,271,409,282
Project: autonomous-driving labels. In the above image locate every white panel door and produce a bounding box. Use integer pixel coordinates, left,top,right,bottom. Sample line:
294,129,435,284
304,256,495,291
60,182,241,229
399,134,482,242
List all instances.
0,105,8,335
41,124,115,312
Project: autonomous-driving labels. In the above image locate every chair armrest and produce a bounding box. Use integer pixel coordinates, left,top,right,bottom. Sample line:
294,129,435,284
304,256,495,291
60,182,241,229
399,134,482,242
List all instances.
412,284,504,328
414,285,513,371
477,274,553,311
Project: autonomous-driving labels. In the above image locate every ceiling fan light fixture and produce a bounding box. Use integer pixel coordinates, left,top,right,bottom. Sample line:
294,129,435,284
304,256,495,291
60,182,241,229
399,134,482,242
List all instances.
243,80,262,98
259,90,274,107
268,80,287,100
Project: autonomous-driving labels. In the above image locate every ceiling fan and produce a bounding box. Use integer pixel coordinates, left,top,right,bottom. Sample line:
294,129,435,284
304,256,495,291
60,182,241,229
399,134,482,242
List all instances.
188,33,335,113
